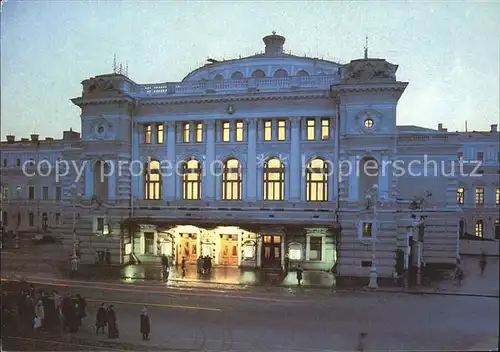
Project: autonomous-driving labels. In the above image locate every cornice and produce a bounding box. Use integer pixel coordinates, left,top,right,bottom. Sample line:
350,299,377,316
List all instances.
71,96,136,107
330,82,408,95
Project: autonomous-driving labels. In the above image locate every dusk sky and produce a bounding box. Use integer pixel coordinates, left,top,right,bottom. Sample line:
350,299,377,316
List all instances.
1,1,499,139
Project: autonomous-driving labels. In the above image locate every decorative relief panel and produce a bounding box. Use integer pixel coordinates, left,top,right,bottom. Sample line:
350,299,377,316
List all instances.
347,109,383,135
88,115,116,140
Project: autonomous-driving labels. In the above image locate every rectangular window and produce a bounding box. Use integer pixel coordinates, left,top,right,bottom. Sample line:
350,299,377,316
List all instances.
17,212,21,227
475,221,484,237
29,212,34,227
475,187,484,205
477,152,484,161
156,124,164,144
144,124,152,144
307,119,315,140
235,121,244,142
277,120,286,141
496,187,500,205
1,185,8,200
182,123,190,143
362,222,372,238
29,186,35,200
55,187,62,201
55,213,61,226
16,158,21,167
457,187,464,204
222,121,230,142
309,236,322,261
458,152,463,161
264,120,272,141
321,118,330,140
96,217,108,234
196,122,203,142
42,186,49,200
2,211,7,227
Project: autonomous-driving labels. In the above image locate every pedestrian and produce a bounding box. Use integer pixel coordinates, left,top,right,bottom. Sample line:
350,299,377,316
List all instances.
95,303,107,335
140,307,150,340
181,257,186,277
35,300,45,328
479,250,487,275
107,305,118,338
296,265,303,286
33,315,42,333
75,294,87,326
284,255,290,274
454,260,464,285
356,332,367,351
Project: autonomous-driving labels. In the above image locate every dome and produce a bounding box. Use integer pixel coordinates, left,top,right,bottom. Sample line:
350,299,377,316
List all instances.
182,33,341,82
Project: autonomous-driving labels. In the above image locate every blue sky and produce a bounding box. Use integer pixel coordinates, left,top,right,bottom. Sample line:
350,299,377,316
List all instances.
1,1,499,139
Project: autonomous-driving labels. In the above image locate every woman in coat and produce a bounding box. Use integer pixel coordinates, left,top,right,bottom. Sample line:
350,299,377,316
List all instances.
140,307,150,340
95,303,107,334
106,305,118,338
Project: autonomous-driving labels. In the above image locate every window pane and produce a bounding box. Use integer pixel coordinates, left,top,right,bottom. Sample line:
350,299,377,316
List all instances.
196,123,203,142
157,124,164,144
223,122,230,142
264,121,272,141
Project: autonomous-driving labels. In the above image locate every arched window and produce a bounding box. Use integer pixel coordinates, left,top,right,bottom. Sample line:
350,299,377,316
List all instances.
263,158,285,201
495,219,500,240
231,71,244,79
306,158,329,201
273,69,289,77
475,220,484,237
222,158,242,200
182,159,202,200
459,219,466,238
251,70,266,78
145,159,161,200
214,74,223,80
296,70,309,76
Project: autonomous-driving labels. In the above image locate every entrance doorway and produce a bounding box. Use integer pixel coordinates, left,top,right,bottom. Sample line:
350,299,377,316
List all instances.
178,233,197,264
220,234,238,266
144,232,155,255
262,235,281,268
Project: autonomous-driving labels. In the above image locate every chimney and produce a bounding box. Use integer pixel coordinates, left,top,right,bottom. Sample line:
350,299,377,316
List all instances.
491,124,498,132
6,135,15,143
30,134,39,142
438,123,443,131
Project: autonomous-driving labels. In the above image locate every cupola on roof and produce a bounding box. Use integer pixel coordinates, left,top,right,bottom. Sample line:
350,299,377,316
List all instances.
262,31,286,56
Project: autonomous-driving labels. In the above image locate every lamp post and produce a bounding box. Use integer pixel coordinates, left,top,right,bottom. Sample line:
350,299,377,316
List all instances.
70,183,80,272
366,184,379,290
14,186,22,249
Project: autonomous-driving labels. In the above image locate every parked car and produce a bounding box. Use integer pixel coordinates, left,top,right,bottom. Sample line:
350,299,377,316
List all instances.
32,234,56,244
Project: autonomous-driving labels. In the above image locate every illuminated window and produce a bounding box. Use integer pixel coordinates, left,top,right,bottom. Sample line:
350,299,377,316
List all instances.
277,120,286,141
182,159,201,200
457,187,464,204
222,158,242,200
196,122,203,142
156,124,164,144
263,158,285,200
496,187,500,204
321,119,330,140
144,124,152,144
309,236,322,261
264,120,272,141
1,185,7,200
477,152,484,161
182,123,190,143
306,158,328,201
144,160,161,200
475,187,484,206
222,121,230,142
364,118,374,128
307,119,315,140
235,121,244,142
362,222,372,238
475,220,484,237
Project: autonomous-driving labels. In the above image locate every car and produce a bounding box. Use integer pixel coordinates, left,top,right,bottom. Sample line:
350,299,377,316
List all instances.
32,234,56,244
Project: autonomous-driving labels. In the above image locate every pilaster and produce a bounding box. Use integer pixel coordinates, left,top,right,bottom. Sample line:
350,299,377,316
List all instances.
246,118,257,201
289,117,301,201
205,119,216,201
166,121,176,200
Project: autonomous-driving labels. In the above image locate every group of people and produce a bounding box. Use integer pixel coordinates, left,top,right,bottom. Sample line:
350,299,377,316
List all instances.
94,303,119,338
196,255,213,275
1,283,87,334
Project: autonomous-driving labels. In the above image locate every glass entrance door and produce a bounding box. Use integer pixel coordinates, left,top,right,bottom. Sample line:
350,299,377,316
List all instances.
262,235,281,268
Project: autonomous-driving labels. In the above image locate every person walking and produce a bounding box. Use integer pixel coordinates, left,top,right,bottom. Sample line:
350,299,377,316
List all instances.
95,303,107,335
296,265,303,286
140,307,150,340
106,305,118,338
479,250,487,275
35,300,45,329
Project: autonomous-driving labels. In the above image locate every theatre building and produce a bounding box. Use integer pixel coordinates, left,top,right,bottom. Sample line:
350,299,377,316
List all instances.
5,33,495,279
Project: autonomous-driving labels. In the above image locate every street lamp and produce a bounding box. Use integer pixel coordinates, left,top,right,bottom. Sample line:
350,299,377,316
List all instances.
365,184,379,290
70,183,81,272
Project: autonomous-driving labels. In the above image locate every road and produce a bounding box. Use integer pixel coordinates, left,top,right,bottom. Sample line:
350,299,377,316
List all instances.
2,276,499,351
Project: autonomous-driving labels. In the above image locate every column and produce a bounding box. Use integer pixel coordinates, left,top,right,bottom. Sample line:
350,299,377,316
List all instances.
348,154,358,200
107,160,116,200
379,154,389,198
246,118,257,201
332,115,339,203
84,159,93,198
131,123,140,200
289,117,301,201
165,121,176,200
205,120,216,201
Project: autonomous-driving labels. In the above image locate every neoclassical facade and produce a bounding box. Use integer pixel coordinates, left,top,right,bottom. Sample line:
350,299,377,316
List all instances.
1,33,498,279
